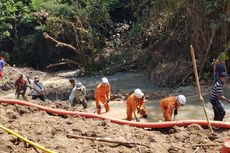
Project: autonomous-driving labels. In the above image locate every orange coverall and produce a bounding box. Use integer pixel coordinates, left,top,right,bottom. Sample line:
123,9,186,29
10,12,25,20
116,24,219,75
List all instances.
126,93,147,121
160,96,178,121
95,83,111,114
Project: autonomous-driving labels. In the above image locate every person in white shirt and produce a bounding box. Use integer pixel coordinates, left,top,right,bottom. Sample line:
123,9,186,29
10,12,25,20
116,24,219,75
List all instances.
69,80,87,109
32,76,45,102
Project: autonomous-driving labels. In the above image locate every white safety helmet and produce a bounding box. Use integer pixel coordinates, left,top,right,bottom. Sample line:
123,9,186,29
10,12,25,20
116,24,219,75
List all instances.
76,82,82,88
134,89,144,99
177,95,186,105
102,77,109,84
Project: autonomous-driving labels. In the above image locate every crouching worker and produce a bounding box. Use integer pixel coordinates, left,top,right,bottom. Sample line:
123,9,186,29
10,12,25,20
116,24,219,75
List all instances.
31,76,45,102
69,82,87,109
95,77,111,114
15,74,27,100
160,95,186,121
126,89,147,122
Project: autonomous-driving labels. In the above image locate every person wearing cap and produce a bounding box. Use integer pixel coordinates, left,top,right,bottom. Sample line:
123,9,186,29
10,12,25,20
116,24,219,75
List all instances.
69,82,87,109
95,77,111,114
126,89,147,122
15,74,28,100
210,72,230,121
160,95,186,121
69,78,76,88
31,76,45,102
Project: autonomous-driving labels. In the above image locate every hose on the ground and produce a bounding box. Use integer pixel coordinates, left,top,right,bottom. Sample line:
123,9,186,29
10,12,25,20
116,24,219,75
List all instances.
0,124,55,153
1,99,230,129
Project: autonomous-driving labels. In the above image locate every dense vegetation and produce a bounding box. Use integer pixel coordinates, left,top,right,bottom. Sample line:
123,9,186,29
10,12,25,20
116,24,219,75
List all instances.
0,0,230,84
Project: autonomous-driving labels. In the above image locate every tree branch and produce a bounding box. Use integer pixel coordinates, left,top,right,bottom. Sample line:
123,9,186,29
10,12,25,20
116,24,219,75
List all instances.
43,32,80,55
66,134,150,148
46,62,68,68
61,58,81,67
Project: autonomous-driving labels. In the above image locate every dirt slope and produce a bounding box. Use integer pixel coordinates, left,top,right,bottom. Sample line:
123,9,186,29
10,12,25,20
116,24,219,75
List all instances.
0,102,229,153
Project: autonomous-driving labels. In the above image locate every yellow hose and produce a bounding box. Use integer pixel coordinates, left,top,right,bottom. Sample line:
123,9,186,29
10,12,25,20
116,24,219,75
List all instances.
0,124,56,153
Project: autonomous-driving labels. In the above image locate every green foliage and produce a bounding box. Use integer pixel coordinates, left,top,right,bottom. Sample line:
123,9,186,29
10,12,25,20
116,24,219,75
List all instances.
128,22,143,38
32,0,63,12
0,0,34,40
216,49,230,62
1,0,229,75
85,0,110,23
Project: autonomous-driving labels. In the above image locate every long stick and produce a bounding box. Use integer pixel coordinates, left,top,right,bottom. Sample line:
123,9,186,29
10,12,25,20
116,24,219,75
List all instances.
190,45,213,133
192,144,218,147
66,134,149,148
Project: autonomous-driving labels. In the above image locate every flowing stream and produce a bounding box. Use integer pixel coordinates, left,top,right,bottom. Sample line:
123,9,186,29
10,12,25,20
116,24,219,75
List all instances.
76,72,230,122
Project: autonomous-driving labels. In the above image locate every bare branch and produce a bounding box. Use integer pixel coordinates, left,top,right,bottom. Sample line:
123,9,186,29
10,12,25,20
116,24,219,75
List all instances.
66,134,150,148
43,32,80,55
46,62,68,68
61,58,81,67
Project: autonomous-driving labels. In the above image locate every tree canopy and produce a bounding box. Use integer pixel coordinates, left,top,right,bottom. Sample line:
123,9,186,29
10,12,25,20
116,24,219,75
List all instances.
0,0,230,77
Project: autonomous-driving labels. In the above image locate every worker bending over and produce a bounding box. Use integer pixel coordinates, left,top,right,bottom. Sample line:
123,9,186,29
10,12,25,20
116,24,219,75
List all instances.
31,76,45,102
160,95,186,121
69,82,87,109
126,89,147,122
95,77,111,114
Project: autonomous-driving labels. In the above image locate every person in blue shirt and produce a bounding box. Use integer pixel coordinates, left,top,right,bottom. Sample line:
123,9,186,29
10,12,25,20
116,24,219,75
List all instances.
0,55,8,83
213,59,227,83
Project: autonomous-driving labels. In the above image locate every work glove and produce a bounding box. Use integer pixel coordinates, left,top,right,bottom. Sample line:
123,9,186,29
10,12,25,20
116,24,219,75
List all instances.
79,96,84,102
137,108,140,113
141,96,145,100
98,104,102,110
135,118,140,122
174,109,178,116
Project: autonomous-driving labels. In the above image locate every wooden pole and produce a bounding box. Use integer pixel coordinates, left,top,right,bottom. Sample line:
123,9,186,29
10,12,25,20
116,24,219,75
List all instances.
190,45,213,133
66,134,150,148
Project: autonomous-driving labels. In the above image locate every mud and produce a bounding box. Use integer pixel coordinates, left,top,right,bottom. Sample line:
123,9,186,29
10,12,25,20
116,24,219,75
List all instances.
0,102,229,153
0,67,229,153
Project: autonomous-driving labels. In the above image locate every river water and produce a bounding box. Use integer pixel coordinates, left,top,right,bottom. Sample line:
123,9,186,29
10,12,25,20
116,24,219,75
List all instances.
75,72,230,122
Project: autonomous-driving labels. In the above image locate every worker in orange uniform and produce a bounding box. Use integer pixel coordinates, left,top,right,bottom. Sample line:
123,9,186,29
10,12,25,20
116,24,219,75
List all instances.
160,95,186,121
126,89,147,122
95,77,111,114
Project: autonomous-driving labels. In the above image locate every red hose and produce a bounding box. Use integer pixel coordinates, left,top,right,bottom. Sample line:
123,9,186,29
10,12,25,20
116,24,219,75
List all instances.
1,99,230,129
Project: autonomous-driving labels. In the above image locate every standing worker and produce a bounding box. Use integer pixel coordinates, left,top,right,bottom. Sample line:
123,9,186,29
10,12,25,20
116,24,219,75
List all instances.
210,72,230,121
160,95,186,121
69,82,87,109
213,48,229,83
95,77,111,114
31,76,45,102
0,55,8,83
15,74,27,100
213,59,227,83
126,89,147,122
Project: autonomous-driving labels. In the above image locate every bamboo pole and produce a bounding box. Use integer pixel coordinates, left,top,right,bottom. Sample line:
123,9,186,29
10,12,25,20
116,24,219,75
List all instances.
190,45,213,133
